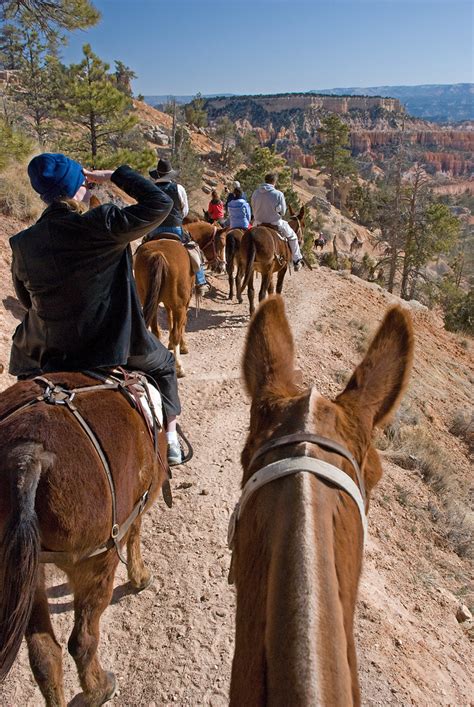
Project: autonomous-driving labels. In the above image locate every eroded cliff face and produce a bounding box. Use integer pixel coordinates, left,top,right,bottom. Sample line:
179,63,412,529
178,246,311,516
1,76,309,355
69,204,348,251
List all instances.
207,93,403,115
206,93,473,178
351,130,474,176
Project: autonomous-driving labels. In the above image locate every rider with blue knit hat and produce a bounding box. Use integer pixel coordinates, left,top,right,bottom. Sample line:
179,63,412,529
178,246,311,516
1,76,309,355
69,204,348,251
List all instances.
27,153,86,203
10,153,185,465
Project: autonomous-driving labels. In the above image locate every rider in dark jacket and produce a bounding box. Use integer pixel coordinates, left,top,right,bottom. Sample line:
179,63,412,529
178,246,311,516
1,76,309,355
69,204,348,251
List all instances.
9,153,183,464
146,158,207,293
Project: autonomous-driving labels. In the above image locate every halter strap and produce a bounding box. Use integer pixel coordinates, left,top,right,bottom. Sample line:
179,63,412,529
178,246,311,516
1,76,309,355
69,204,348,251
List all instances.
227,456,367,550
228,429,368,558
248,432,366,506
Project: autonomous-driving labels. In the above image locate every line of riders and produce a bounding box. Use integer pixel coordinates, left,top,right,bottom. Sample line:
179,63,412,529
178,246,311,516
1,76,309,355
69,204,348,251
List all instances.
8,154,304,470
143,159,304,295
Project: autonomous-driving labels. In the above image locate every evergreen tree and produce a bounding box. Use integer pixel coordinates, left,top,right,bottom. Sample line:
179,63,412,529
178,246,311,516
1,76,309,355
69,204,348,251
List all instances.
404,200,459,299
174,125,203,191
1,0,100,38
12,27,64,143
0,116,33,170
63,44,137,165
0,22,22,68
184,92,207,128
215,115,235,161
114,60,136,96
313,114,356,205
237,130,259,161
235,147,287,199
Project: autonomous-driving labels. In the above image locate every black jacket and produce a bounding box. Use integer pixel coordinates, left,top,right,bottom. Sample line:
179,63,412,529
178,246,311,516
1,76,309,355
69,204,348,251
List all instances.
9,165,173,376
153,181,183,228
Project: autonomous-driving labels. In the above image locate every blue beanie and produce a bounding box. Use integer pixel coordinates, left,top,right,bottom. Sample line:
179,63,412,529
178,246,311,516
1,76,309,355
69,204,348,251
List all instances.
28,153,85,203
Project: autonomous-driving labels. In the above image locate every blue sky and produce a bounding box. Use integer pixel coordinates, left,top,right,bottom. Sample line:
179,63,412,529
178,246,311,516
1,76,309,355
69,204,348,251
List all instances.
62,0,474,95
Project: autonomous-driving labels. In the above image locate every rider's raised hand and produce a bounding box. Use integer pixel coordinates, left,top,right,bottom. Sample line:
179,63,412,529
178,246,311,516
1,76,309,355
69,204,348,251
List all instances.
83,169,115,185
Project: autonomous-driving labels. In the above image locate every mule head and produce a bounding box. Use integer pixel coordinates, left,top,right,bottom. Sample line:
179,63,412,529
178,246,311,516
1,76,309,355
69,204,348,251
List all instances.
241,295,414,498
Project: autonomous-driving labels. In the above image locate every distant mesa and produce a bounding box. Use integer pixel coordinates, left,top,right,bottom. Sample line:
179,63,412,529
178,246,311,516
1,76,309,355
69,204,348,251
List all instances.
144,84,474,123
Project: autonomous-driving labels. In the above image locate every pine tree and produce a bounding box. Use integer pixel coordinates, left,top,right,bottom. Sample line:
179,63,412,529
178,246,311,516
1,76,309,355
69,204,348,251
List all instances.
1,0,100,38
215,116,235,161
114,60,136,96
63,44,137,165
13,27,63,144
173,125,203,191
184,92,207,128
313,115,356,205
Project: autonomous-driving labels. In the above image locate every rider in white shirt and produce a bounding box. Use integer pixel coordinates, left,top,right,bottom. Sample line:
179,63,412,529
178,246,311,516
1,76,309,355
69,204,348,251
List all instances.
251,173,303,270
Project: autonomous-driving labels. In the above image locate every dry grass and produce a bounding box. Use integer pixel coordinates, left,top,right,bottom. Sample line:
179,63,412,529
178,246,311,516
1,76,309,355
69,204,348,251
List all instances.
0,162,42,223
382,425,473,559
449,409,474,453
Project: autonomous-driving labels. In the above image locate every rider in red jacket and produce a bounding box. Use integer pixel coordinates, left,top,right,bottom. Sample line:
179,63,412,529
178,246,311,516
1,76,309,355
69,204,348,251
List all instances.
207,190,225,223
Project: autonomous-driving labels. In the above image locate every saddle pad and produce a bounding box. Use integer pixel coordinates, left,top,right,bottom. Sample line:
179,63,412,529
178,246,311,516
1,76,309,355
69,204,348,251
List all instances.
141,381,164,429
107,370,163,430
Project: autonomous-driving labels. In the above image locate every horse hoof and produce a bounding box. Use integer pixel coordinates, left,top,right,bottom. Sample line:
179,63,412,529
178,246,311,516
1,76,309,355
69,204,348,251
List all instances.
102,673,117,705
131,573,153,592
68,673,116,707
180,346,189,355
177,369,185,379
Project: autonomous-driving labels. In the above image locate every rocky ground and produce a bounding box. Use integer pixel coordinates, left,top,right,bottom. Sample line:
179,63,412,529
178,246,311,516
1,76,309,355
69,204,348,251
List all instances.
0,228,472,705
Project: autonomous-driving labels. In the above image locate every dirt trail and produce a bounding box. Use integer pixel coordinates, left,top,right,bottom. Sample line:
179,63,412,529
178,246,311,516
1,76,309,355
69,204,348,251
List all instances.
1,264,472,706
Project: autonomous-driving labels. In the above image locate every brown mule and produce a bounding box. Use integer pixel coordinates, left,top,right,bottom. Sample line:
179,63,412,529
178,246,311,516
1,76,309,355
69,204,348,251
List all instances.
186,221,227,274
0,372,168,706
134,240,192,378
230,296,414,705
134,222,227,377
236,207,305,315
225,228,245,300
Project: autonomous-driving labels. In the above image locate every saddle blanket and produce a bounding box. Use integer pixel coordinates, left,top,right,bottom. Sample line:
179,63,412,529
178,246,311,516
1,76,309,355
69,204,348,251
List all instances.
106,370,163,430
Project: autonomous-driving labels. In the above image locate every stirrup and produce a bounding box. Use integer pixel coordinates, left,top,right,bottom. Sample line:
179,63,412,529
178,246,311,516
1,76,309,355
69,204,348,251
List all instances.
177,423,193,464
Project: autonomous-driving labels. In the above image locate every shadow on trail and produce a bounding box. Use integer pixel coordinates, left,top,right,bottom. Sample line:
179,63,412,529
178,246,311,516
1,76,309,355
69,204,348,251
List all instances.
186,307,248,333
47,579,147,614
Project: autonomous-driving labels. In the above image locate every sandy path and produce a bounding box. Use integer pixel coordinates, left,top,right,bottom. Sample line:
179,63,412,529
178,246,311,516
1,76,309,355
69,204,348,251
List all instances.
1,267,472,706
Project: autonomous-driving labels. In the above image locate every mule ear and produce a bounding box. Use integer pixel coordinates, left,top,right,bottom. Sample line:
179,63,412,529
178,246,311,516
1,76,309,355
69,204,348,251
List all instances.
89,194,101,209
336,306,414,428
242,295,296,399
288,204,294,216
298,205,305,219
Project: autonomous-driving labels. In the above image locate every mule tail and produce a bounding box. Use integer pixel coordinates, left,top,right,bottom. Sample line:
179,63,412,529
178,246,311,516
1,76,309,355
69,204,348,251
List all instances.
225,231,237,267
0,443,52,681
241,231,256,291
142,253,167,330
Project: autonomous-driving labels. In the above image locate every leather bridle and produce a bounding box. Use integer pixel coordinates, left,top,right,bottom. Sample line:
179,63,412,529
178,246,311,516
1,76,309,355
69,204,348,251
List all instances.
227,429,368,566
201,226,226,269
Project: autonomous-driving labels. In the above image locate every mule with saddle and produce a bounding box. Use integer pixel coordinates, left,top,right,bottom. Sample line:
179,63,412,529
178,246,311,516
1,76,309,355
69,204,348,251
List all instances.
134,220,226,377
235,206,306,314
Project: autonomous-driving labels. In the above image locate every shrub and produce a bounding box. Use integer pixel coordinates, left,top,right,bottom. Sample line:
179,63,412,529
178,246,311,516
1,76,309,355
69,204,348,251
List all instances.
449,409,473,453
320,252,338,270
0,119,35,173
0,162,43,222
444,289,473,335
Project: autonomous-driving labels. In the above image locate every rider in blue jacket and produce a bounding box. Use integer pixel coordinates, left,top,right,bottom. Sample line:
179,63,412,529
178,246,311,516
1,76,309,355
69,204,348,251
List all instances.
228,188,251,229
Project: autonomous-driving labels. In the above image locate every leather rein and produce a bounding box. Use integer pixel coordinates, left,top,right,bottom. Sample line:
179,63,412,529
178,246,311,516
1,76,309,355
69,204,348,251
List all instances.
200,226,226,268
0,373,169,566
227,430,368,581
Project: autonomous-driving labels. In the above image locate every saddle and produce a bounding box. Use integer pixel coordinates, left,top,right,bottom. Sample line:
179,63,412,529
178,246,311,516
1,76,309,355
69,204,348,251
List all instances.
259,223,287,241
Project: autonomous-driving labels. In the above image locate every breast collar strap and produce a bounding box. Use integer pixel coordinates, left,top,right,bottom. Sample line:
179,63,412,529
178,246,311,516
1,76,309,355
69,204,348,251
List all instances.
227,433,368,553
